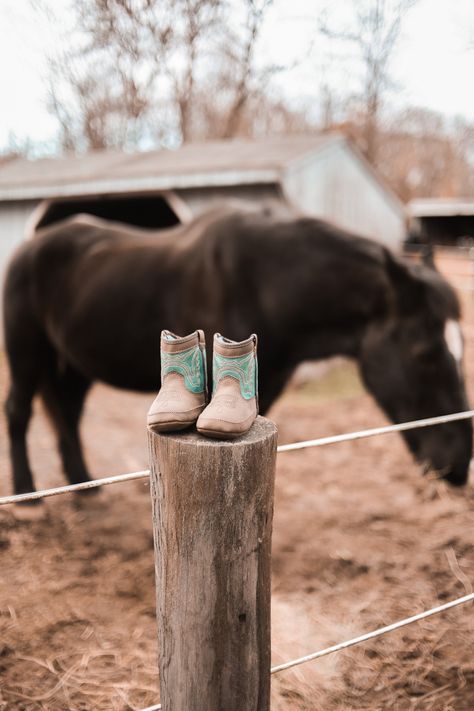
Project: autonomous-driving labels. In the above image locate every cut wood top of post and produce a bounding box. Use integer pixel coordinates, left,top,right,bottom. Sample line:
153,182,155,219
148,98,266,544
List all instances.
147,415,277,448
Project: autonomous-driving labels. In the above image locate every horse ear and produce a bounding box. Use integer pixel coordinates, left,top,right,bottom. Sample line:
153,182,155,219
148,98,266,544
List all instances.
385,250,425,314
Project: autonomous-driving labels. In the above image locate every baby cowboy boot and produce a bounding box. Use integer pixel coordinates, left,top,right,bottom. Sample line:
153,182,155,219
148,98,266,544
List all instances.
197,333,258,439
147,329,207,432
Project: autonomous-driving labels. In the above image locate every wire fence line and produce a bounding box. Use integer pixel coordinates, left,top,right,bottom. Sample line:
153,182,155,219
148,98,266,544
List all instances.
2,407,473,709
1,409,474,506
137,591,474,710
270,591,474,674
0,470,150,506
276,409,474,452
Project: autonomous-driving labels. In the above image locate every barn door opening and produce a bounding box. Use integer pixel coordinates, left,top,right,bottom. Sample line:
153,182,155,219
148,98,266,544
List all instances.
418,215,474,247
34,193,181,231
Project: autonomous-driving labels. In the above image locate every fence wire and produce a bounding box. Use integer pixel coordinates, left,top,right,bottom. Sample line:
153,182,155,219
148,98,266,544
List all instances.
2,406,473,710
0,470,150,505
276,408,474,452
138,591,474,710
1,409,473,506
270,591,474,674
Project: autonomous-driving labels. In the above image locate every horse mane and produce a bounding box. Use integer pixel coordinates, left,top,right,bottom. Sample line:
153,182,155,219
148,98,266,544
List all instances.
384,249,460,322
410,261,460,320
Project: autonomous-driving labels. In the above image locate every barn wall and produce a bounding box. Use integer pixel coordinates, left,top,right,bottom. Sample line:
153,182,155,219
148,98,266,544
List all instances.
0,200,39,346
283,143,406,250
176,184,288,216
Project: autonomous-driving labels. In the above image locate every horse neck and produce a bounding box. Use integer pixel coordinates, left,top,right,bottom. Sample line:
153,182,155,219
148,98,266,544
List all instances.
255,230,388,366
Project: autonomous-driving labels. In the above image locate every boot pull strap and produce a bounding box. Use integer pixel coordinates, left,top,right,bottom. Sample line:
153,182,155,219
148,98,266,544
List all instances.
196,329,205,347
251,334,259,414
195,330,208,394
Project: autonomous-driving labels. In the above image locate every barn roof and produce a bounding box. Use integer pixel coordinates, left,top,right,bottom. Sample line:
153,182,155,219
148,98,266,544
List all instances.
410,198,474,218
0,134,341,202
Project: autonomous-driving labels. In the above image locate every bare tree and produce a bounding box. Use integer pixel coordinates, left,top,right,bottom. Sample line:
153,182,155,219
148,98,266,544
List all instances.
321,0,416,165
373,107,474,200
0,132,34,162
47,0,205,150
46,0,282,152
219,0,274,138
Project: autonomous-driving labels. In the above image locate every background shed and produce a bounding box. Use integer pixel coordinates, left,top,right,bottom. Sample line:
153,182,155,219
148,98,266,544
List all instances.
409,198,474,247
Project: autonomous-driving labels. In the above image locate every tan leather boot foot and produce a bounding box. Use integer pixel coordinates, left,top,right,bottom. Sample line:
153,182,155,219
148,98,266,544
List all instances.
148,329,207,432
197,333,258,439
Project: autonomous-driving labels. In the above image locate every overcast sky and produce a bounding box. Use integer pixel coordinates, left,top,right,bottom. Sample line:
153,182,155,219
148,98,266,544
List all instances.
0,0,472,152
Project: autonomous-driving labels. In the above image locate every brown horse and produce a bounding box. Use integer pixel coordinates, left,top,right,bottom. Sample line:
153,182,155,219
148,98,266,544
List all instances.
3,206,472,498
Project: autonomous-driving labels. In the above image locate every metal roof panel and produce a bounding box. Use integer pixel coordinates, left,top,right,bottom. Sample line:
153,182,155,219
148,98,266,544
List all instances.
0,134,340,200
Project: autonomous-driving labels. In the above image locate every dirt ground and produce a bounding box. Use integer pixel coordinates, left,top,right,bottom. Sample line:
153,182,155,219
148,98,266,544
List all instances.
1,291,474,710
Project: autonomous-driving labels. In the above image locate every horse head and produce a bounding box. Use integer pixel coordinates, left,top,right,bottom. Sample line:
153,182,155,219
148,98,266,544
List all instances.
359,252,472,486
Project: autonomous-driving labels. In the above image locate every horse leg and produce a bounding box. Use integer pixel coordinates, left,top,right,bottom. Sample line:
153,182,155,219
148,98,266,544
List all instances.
5,380,37,497
40,366,94,489
4,315,47,498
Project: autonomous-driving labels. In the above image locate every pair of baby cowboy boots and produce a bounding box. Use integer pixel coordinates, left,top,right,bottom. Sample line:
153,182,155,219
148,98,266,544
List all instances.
147,329,258,439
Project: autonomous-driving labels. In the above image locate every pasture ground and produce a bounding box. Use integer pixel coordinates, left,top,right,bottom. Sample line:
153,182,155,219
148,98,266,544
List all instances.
1,275,474,710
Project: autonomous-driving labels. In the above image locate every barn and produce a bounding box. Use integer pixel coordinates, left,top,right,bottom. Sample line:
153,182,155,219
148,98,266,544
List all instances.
409,197,474,247
0,133,406,340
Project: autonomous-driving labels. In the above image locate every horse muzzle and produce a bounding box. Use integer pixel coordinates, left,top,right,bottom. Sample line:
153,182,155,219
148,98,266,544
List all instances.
418,419,472,487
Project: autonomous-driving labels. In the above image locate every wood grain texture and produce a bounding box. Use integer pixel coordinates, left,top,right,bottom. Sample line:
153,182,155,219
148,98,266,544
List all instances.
148,416,278,711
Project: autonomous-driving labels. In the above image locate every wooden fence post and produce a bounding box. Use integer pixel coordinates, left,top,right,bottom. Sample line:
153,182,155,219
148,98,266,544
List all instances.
148,416,278,711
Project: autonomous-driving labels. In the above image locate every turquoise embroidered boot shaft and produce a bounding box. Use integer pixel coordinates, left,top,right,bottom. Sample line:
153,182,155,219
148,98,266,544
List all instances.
197,333,258,439
147,329,207,432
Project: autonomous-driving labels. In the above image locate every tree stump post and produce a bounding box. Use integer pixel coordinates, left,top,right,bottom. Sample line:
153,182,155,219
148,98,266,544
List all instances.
148,416,278,711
